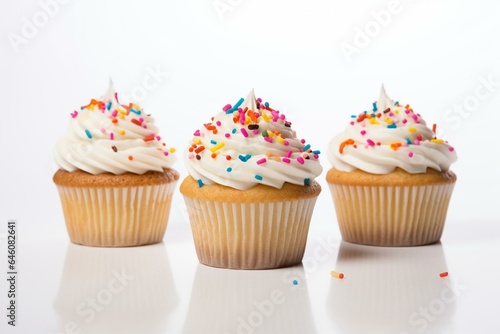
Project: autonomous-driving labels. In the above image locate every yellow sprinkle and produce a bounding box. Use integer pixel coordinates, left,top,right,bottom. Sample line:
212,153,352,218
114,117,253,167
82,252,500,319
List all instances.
192,138,202,145
395,110,399,114
210,142,225,152
276,136,285,144
431,139,444,144
262,112,270,122
384,117,393,124
119,130,126,135
267,131,274,138
408,127,417,133
369,118,380,125
169,147,176,153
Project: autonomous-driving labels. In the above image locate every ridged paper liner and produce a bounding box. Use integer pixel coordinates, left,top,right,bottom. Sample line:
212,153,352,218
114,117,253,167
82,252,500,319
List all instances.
183,197,318,269
329,183,455,246
56,182,176,247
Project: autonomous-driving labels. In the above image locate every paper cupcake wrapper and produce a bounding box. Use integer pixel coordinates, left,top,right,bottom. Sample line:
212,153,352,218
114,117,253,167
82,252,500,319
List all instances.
183,197,318,269
56,182,176,247
329,183,455,246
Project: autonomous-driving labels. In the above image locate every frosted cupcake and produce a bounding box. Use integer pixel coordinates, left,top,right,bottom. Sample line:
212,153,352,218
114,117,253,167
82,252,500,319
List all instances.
327,86,457,246
180,90,322,269
53,81,179,247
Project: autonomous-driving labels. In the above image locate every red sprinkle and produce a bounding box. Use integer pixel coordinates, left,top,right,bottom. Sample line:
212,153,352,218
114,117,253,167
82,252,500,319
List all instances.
439,272,449,278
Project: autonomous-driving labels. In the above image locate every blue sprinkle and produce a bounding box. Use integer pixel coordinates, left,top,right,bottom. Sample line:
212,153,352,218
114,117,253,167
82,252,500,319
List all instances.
264,102,269,107
312,150,321,154
371,114,376,118
406,138,412,145
226,98,245,114
363,110,368,114
238,154,251,162
130,108,141,115
227,167,232,172
232,128,237,134
304,178,310,186
302,144,311,151
292,280,298,285
197,179,204,188
394,101,399,106
85,129,92,139
350,115,356,118
255,175,263,181
106,101,112,110
210,139,217,145
372,102,377,111
387,123,397,129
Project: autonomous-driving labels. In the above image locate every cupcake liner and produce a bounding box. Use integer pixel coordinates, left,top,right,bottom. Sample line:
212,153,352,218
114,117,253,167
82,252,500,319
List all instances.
329,183,455,246
183,197,318,269
56,182,177,247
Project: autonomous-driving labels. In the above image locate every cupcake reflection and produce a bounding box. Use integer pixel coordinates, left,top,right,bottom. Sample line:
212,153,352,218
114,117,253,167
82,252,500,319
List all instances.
54,242,178,334
183,264,317,334
328,241,457,334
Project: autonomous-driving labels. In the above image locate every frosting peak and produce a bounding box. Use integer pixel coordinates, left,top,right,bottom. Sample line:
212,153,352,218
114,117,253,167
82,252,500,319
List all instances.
328,86,457,174
184,90,323,190
54,81,176,175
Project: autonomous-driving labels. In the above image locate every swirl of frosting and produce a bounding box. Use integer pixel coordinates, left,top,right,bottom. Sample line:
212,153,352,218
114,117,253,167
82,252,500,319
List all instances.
184,90,323,190
54,81,176,174
328,85,457,174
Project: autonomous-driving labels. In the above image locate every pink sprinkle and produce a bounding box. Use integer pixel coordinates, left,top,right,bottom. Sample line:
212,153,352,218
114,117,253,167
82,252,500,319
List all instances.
408,152,414,158
367,139,375,146
254,112,260,119
194,130,201,136
286,150,293,158
313,154,319,159
264,137,273,143
188,153,194,159
284,141,289,146
223,104,231,112
360,130,366,135
200,132,205,137
110,133,114,140
389,112,394,117
156,135,161,140
225,133,230,138
301,139,306,144
252,130,259,135
112,110,118,117
164,152,169,156
139,117,144,123
240,112,246,125
412,114,419,121
216,121,222,126
279,114,285,120
257,98,262,103
282,158,291,164
350,121,355,125
297,157,305,164
71,111,78,118
449,147,455,152
405,109,410,114
414,139,420,145
100,128,105,133
402,119,408,124
238,107,243,113
143,125,147,129
256,158,267,165
114,92,119,102
241,128,249,138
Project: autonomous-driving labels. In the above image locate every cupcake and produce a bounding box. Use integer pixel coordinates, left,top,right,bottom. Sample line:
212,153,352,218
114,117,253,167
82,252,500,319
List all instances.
53,81,179,247
326,85,457,246
180,90,323,269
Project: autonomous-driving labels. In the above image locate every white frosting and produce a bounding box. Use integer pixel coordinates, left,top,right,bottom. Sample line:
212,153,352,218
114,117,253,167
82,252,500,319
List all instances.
328,85,457,174
185,90,323,190
54,81,176,174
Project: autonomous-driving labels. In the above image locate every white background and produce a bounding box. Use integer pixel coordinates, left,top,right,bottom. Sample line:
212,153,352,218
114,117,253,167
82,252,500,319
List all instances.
1,0,499,333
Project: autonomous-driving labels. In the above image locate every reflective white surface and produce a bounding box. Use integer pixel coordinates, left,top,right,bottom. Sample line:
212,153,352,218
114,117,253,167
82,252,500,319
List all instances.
1,219,498,333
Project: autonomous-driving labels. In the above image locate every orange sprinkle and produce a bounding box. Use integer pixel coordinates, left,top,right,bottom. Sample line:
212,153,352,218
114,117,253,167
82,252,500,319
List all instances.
331,271,344,279
211,152,218,159
225,155,231,160
390,142,402,150
439,271,448,278
195,146,205,153
119,130,126,135
432,123,437,134
339,139,355,154
357,114,367,122
128,155,133,160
